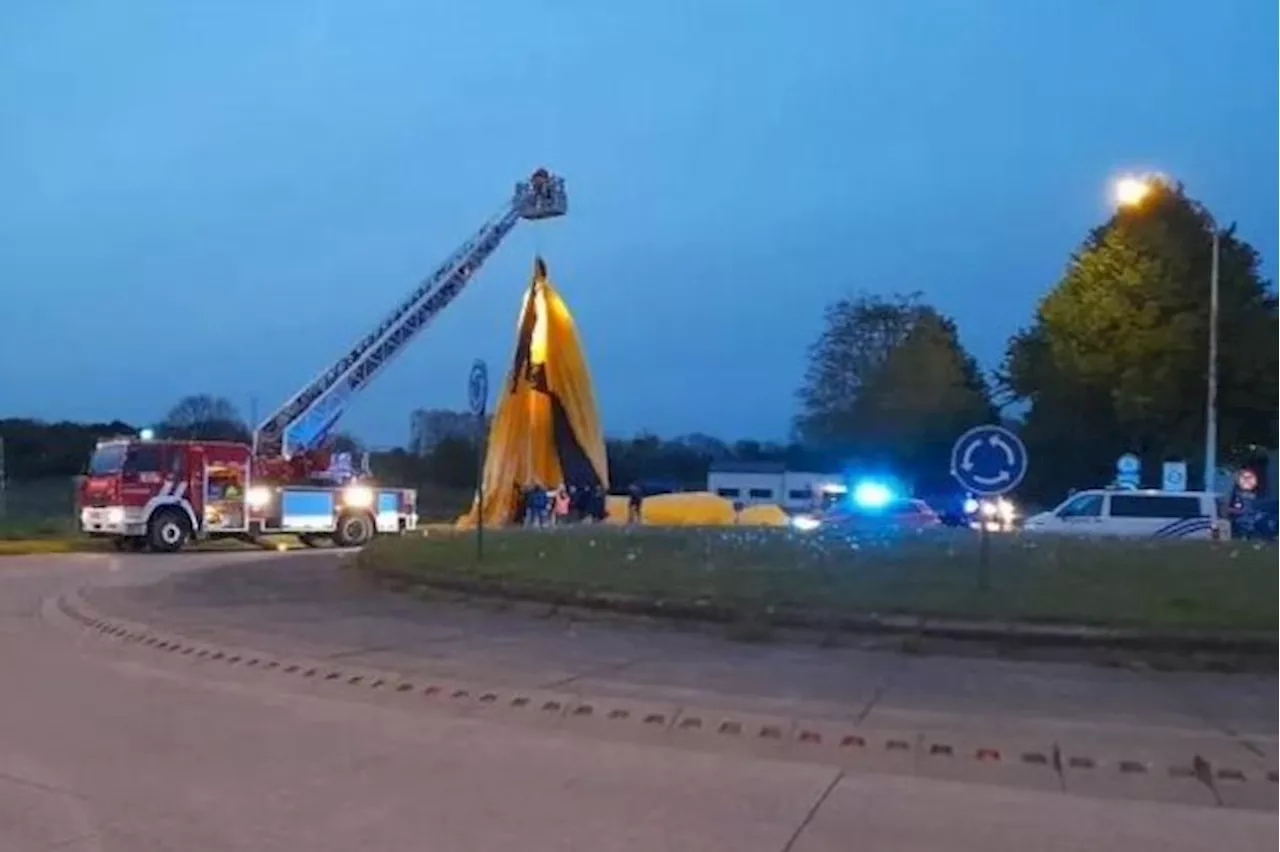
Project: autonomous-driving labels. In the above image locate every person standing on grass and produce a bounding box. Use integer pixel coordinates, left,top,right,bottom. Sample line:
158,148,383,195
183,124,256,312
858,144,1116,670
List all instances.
535,482,553,527
554,487,570,525
525,482,543,527
512,482,527,526
627,483,644,525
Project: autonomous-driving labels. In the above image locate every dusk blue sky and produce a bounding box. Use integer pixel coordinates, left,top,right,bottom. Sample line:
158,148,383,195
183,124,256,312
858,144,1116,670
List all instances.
2,1,1276,447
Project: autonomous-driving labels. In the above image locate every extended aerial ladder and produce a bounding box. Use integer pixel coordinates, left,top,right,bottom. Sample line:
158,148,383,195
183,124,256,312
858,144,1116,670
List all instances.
252,169,567,474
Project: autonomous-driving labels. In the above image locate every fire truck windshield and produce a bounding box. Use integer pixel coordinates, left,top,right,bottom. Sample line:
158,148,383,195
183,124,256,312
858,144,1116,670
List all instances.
88,444,127,475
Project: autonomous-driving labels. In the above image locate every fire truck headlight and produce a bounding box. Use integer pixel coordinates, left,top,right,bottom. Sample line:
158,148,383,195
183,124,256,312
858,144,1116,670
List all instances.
343,485,374,509
246,486,272,509
105,507,125,525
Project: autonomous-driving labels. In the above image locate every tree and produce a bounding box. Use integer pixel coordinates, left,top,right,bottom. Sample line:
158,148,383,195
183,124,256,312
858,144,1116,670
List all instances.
424,435,480,490
795,293,996,491
0,418,137,479
1001,180,1278,501
157,395,250,443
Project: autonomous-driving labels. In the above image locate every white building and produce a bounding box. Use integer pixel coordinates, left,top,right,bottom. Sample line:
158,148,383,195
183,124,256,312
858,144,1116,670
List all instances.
705,461,839,510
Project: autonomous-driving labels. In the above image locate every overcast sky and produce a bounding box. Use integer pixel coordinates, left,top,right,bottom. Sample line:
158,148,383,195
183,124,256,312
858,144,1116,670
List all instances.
2,0,1275,446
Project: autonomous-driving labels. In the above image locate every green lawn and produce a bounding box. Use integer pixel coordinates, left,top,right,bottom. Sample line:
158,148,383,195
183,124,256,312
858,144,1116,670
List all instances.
355,526,1279,633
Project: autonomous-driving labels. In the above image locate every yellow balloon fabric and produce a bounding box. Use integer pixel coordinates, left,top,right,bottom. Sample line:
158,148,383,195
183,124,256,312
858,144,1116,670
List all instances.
601,492,789,527
457,258,609,528
454,258,791,530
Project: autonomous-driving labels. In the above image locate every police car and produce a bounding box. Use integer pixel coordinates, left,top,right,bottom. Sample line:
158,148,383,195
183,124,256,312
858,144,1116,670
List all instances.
1022,489,1226,539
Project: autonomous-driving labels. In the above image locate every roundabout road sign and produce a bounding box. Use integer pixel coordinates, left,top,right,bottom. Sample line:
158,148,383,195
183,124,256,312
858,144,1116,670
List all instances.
468,359,489,416
950,425,1028,497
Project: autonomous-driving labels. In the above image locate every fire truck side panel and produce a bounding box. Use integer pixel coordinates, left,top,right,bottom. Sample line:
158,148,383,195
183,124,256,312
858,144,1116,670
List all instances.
242,485,418,536
279,489,338,533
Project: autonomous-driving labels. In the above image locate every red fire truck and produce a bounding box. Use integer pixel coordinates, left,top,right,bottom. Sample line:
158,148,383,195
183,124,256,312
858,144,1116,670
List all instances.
77,170,567,552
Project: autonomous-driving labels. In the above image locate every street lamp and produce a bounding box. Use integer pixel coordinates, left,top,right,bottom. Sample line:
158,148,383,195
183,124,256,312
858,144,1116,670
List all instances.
1112,176,1154,208
1112,174,1220,492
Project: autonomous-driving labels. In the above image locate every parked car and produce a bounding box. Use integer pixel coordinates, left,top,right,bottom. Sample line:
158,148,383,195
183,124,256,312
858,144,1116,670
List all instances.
794,498,941,534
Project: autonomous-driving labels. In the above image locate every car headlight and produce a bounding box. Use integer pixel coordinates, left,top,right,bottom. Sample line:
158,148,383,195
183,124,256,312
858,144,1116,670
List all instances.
246,486,273,509
106,507,125,524
791,515,822,532
343,485,374,509
996,498,1016,523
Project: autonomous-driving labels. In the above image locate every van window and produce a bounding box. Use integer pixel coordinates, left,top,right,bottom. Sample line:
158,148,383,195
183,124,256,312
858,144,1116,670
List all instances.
748,488,773,500
716,488,740,498
1110,494,1203,519
1057,493,1104,518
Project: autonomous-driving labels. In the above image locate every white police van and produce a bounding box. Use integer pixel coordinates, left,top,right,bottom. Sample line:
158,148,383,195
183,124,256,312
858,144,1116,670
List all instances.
1022,489,1226,539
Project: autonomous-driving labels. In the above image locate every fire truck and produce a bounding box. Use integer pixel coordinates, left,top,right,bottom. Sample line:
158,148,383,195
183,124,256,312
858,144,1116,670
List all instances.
77,169,568,552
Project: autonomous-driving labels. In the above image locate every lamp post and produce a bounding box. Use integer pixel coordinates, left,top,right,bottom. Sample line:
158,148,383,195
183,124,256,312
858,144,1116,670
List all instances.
1112,174,1220,492
1205,229,1219,493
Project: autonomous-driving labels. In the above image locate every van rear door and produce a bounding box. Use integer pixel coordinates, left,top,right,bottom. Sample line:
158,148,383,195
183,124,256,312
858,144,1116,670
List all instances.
1106,493,1211,538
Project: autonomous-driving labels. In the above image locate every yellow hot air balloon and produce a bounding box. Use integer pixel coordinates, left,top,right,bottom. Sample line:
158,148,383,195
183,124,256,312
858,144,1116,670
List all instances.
458,257,609,527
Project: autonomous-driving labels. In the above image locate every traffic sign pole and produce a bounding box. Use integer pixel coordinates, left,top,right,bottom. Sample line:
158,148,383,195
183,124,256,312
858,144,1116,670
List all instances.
468,360,490,561
950,425,1029,594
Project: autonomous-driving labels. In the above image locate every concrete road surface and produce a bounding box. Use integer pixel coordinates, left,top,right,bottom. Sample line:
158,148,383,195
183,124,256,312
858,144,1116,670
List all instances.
0,551,1274,851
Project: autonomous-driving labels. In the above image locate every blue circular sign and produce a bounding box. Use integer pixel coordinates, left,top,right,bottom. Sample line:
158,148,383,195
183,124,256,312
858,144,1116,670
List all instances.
468,359,489,415
950,425,1029,496
1116,453,1141,475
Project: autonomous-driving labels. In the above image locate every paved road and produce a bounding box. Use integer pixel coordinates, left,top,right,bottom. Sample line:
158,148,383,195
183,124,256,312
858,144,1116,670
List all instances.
1,551,1275,850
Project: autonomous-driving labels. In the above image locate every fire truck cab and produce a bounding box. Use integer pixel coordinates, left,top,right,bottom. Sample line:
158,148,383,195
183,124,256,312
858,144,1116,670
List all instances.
79,437,417,552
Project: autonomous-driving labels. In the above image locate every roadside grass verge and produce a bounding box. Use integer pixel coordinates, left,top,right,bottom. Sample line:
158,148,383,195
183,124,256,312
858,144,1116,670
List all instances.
0,515,79,540
354,526,1278,634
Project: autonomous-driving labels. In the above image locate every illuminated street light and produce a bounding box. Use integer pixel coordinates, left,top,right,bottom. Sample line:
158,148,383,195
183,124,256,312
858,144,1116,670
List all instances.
1113,175,1154,207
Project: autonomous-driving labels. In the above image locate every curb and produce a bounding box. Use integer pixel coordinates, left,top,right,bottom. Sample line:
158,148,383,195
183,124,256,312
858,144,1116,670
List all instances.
49,586,1279,812
357,564,1279,656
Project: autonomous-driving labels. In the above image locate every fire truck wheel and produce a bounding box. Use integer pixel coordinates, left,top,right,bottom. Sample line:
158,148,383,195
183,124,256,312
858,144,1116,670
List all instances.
334,512,374,548
147,509,190,553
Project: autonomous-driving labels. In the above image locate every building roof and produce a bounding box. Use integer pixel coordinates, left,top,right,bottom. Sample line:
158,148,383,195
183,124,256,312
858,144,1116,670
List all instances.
707,460,787,475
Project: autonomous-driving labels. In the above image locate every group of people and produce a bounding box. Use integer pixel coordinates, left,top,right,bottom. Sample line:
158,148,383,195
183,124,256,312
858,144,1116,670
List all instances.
511,482,609,527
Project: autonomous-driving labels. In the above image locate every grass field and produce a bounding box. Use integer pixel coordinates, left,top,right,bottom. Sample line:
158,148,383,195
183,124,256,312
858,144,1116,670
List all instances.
0,479,79,544
355,526,1279,633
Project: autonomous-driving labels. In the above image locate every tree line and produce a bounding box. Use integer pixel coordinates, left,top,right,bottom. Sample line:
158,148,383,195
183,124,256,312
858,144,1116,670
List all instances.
0,406,815,496
3,181,1276,504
